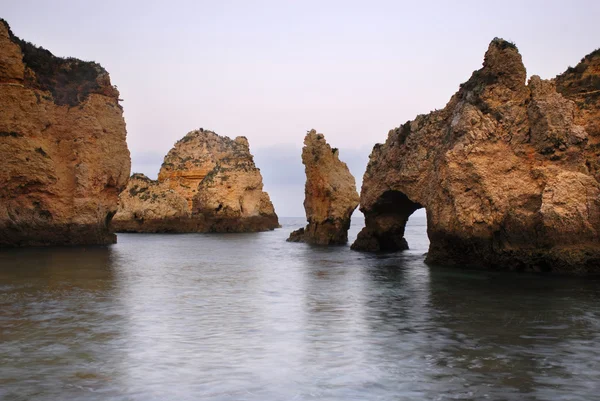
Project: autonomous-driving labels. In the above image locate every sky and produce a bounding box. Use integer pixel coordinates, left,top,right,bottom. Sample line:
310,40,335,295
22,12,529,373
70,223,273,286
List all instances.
2,0,599,216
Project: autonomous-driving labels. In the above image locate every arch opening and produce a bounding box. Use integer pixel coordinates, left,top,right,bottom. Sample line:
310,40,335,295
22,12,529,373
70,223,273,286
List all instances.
352,190,425,252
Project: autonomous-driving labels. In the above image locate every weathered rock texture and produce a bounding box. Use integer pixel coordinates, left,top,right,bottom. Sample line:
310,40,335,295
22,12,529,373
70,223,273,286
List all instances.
0,19,131,247
112,130,279,232
288,130,359,244
352,39,600,274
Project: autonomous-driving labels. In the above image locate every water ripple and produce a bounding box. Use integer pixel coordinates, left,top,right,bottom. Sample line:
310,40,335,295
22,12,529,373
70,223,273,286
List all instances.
1,217,600,400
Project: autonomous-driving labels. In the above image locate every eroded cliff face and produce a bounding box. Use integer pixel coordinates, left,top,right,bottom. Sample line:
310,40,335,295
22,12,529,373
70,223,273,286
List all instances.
288,130,359,244
352,39,600,274
113,130,279,232
0,19,131,247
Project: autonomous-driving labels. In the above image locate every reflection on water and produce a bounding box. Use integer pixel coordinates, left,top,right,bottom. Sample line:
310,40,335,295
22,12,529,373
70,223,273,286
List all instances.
0,247,125,399
1,216,600,400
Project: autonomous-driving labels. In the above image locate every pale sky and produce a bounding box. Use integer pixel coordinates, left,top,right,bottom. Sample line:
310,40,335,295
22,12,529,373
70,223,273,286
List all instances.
2,0,598,216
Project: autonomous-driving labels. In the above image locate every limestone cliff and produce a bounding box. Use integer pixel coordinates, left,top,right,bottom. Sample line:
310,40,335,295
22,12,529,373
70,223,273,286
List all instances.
288,130,359,244
0,19,130,247
352,39,600,274
113,130,279,232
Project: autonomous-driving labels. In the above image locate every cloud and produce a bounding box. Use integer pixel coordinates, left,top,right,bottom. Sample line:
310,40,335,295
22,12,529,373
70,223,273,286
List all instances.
252,144,305,186
130,151,164,180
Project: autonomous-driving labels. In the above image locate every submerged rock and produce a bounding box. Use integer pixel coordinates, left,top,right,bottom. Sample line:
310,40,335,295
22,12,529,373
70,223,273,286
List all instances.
0,19,131,247
113,130,279,232
288,130,359,244
352,38,600,274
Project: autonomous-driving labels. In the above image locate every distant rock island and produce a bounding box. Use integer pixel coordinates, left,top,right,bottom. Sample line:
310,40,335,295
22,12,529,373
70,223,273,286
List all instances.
112,129,279,232
353,38,600,274
0,19,131,247
288,130,359,244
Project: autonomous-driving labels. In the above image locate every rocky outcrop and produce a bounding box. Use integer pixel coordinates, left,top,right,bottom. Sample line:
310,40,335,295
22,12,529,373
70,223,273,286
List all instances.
0,19,130,247
352,38,600,274
113,130,279,232
288,130,359,244
109,174,189,232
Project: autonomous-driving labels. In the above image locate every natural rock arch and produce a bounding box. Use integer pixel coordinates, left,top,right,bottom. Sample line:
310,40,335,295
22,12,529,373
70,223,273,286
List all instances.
352,190,422,252
352,38,600,274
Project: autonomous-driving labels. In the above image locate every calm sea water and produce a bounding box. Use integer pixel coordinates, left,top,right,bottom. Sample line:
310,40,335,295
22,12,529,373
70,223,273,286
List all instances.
1,216,600,401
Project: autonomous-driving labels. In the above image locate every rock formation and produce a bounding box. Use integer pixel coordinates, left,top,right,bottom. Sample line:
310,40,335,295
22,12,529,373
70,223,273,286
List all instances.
352,38,600,274
288,130,359,244
0,19,131,247
112,129,279,232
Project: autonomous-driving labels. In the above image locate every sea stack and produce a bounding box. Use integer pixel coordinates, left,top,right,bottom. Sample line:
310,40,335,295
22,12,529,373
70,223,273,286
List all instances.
0,19,131,247
112,129,279,232
288,130,359,244
352,38,600,274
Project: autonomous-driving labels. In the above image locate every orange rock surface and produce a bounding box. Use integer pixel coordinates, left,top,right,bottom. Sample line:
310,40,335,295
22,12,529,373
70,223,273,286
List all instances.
113,130,279,232
353,39,600,274
0,19,130,247
288,130,359,244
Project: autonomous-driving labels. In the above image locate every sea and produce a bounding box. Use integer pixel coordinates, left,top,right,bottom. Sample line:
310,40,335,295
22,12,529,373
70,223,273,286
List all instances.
1,215,600,401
